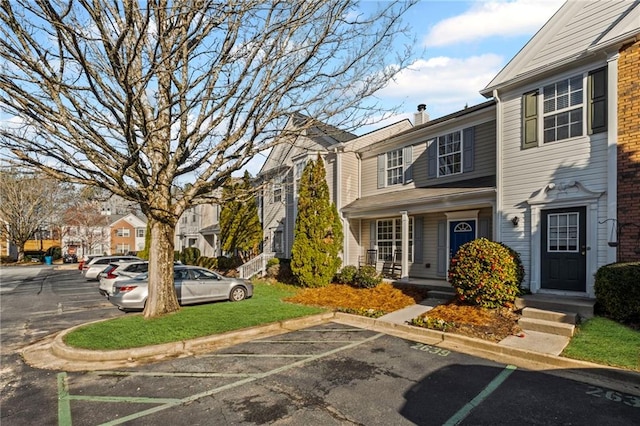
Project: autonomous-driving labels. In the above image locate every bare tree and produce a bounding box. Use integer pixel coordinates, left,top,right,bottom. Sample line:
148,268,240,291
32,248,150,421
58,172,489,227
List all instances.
61,201,111,257
0,0,417,318
0,168,70,261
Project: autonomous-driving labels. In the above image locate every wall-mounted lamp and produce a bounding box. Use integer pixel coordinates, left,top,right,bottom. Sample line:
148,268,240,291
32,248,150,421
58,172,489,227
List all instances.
511,216,519,227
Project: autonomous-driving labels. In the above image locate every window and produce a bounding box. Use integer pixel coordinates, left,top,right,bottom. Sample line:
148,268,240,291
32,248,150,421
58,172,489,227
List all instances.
547,212,579,252
521,67,607,149
543,76,583,143
136,229,145,238
376,218,413,261
187,238,197,247
116,228,130,237
437,131,462,176
294,159,309,196
377,146,413,188
272,175,283,203
116,244,130,253
386,149,403,185
273,230,283,253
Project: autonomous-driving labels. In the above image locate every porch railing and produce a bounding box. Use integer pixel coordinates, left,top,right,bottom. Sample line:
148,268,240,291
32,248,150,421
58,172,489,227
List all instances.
237,252,276,279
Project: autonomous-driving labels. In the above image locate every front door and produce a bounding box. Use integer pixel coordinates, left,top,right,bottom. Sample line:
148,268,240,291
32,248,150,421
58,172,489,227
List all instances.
449,220,476,258
541,207,586,291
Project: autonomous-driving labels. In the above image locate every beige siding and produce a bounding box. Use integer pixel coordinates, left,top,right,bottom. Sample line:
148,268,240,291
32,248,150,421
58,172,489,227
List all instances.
522,1,632,76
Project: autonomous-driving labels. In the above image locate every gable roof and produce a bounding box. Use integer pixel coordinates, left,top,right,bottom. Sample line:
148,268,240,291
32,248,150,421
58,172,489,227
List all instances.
258,114,357,177
109,213,147,228
481,0,640,96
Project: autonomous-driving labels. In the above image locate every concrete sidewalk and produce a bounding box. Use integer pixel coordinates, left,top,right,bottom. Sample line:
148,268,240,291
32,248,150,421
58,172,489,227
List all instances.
378,302,571,357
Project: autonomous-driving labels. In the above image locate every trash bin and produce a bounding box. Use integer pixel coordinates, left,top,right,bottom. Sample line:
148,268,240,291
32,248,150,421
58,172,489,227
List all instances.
44,256,53,265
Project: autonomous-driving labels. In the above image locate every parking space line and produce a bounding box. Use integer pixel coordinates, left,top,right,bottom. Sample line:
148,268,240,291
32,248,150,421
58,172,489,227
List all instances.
443,364,517,426
68,395,181,404
200,353,314,358
94,332,384,425
91,371,260,379
58,372,72,426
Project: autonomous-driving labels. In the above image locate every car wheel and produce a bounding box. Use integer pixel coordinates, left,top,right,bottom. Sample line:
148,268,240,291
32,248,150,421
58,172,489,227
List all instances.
229,286,247,302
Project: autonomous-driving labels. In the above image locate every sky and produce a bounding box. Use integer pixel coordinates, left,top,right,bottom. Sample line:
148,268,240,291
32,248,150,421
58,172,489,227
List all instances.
368,0,565,124
243,0,566,174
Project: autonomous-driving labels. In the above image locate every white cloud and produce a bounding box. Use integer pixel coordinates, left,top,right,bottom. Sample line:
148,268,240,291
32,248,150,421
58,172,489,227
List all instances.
423,0,565,48
376,54,504,119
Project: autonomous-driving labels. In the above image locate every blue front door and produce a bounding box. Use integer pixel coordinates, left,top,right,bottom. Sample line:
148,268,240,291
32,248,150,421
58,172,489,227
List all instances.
449,220,476,258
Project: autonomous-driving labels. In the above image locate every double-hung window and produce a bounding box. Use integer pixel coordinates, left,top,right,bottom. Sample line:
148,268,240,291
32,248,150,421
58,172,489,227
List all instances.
543,76,583,143
377,146,413,188
272,175,283,203
376,218,413,262
437,131,462,177
522,67,607,149
386,149,403,186
116,228,130,237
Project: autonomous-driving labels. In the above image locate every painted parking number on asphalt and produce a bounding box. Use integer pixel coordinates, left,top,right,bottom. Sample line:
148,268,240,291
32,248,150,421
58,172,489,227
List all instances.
410,342,450,357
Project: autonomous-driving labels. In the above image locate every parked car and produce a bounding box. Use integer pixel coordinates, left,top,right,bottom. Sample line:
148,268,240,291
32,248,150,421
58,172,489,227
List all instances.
98,260,149,297
82,255,142,280
63,253,78,263
78,255,98,271
109,265,253,311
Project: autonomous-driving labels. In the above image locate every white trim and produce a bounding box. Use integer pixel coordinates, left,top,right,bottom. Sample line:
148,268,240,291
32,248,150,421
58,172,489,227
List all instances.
606,53,618,264
527,181,603,297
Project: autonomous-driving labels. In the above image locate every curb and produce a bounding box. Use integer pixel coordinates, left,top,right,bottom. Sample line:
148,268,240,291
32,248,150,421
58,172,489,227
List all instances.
50,312,336,363
26,311,640,395
332,312,640,395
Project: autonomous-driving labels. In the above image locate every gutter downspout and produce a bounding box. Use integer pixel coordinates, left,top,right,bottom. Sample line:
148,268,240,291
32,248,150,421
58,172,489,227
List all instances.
493,89,503,243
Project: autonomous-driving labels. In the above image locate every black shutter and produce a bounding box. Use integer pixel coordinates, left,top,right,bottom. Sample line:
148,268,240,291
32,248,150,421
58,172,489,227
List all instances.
588,67,607,135
522,91,538,149
462,127,475,172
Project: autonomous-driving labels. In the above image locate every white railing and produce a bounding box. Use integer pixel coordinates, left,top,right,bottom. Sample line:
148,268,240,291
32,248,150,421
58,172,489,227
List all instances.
237,252,276,279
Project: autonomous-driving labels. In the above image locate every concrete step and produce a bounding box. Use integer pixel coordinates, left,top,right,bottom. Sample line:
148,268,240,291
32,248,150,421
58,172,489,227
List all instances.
427,289,455,300
521,307,577,325
515,294,595,320
518,317,575,337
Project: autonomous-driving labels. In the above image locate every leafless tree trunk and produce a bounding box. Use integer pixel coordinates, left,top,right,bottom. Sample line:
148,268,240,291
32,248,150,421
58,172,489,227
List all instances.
0,0,416,318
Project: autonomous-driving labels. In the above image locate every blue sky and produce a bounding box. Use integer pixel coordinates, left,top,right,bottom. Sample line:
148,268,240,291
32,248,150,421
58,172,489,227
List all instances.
370,0,565,123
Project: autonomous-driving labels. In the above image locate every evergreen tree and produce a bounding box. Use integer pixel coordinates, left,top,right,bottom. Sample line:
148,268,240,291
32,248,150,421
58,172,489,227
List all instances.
219,171,263,262
291,154,343,287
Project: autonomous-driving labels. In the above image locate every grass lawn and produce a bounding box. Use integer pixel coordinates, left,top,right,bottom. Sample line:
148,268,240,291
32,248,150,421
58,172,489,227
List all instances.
64,281,326,350
562,317,640,371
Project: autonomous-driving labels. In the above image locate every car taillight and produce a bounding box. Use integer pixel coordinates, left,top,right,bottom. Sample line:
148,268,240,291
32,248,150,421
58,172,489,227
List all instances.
106,271,118,279
116,285,137,293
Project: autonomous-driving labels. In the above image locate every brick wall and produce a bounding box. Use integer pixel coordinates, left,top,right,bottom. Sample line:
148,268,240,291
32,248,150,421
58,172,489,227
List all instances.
617,39,640,262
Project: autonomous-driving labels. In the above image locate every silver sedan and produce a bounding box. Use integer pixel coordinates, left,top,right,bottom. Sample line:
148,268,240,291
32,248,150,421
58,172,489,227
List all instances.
109,265,253,312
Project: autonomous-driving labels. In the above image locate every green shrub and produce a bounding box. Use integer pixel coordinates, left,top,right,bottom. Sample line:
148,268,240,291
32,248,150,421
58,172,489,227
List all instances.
266,257,280,278
594,262,640,323
180,247,201,265
174,251,181,261
196,256,207,267
335,265,358,285
498,242,525,288
46,246,62,260
353,265,382,288
204,257,217,270
448,238,519,308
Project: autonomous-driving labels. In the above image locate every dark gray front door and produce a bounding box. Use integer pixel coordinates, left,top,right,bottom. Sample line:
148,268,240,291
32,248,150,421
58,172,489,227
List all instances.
541,207,587,291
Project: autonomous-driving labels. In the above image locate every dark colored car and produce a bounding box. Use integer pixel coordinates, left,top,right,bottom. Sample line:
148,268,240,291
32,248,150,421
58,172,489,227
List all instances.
63,253,78,263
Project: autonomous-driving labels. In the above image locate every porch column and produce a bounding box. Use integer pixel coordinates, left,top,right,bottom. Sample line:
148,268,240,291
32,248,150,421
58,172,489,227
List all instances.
400,210,409,282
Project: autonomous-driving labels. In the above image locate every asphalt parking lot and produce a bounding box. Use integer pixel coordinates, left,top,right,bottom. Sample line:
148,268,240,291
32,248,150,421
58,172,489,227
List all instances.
53,322,639,425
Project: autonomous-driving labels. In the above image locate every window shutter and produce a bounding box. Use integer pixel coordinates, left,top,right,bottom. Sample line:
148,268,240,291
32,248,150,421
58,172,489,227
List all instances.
427,139,437,178
370,220,376,249
478,218,490,239
377,154,385,188
462,127,475,172
437,220,447,277
588,67,607,135
403,145,413,183
414,216,423,263
522,91,538,149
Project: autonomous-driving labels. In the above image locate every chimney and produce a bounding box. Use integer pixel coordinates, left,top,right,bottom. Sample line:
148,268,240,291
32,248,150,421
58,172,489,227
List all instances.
414,104,429,126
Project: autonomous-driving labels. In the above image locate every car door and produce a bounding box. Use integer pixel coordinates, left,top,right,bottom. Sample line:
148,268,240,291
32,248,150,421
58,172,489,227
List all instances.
182,268,226,304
